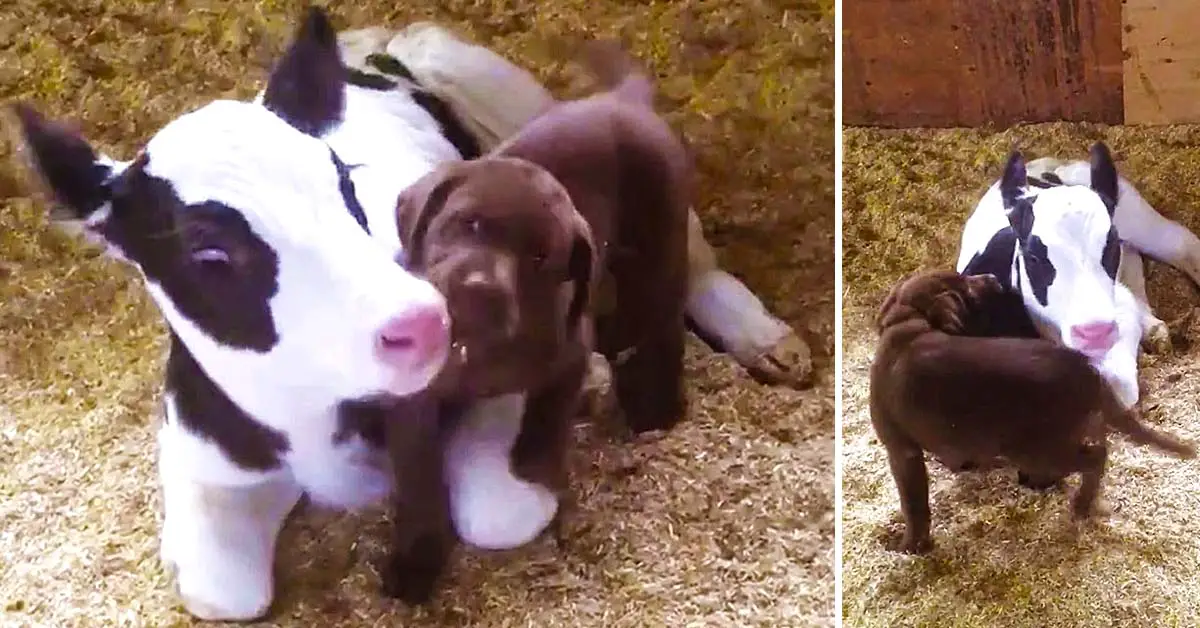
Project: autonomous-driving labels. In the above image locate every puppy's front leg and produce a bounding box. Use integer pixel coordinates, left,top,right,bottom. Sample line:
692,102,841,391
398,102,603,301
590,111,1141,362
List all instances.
882,441,933,554
381,395,458,605
511,355,587,547
684,209,813,388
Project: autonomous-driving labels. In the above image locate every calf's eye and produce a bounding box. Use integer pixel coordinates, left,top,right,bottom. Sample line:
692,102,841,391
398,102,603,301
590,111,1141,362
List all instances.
191,246,231,268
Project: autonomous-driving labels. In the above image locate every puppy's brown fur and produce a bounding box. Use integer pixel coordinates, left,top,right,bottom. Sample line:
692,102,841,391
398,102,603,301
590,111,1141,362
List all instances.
381,39,691,603
870,269,1196,555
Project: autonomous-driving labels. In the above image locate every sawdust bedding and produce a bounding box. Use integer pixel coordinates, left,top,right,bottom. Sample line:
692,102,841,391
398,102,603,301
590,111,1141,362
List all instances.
842,123,1200,627
0,1,834,626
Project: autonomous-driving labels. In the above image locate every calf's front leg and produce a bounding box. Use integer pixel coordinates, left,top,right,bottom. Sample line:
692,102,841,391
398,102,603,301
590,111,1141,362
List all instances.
684,209,813,388
444,394,560,550
157,421,302,622
1117,243,1170,354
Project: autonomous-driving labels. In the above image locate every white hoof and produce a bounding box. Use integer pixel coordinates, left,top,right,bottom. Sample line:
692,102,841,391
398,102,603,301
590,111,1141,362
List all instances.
444,394,559,550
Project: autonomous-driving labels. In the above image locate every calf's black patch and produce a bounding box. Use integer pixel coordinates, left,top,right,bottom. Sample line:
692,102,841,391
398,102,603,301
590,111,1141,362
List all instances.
166,331,289,471
104,157,281,352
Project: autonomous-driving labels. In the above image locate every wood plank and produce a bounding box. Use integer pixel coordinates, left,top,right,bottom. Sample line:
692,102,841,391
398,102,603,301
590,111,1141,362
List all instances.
843,0,1124,128
1123,0,1200,125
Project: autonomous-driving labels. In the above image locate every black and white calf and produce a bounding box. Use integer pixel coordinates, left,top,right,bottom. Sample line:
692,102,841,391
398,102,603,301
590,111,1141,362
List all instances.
957,142,1200,408
13,8,812,623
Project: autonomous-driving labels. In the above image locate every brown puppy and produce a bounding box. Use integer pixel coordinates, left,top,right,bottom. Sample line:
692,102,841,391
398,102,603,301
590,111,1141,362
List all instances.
870,269,1196,555
381,39,690,604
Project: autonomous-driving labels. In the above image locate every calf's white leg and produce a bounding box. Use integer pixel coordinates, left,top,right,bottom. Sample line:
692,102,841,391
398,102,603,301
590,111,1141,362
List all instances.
1114,183,1200,285
684,210,813,386
443,394,559,550
1117,243,1171,353
157,420,302,622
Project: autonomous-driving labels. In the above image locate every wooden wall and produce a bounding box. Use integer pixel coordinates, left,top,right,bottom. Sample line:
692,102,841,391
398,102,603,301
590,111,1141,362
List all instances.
843,0,1125,128
1123,0,1200,125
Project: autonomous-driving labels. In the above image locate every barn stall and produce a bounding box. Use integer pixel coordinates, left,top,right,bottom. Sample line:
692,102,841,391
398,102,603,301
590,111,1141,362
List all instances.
843,1,1200,626
0,1,834,626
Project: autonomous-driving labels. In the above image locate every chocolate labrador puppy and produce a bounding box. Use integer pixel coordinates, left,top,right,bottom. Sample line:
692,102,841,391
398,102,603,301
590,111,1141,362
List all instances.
381,38,690,604
870,269,1196,555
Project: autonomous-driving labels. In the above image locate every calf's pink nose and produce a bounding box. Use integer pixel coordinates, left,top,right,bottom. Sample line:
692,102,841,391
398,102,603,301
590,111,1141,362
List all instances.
375,305,450,368
1070,320,1117,350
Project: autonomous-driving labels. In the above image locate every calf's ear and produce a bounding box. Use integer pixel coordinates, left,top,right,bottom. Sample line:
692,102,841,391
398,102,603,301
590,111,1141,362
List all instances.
9,103,117,231
998,149,1027,207
394,166,463,270
1088,141,1119,214
262,6,346,137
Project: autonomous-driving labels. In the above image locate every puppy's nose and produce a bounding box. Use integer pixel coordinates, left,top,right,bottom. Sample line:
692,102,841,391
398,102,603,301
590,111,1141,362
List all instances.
457,276,514,335
375,304,451,369
1070,320,1118,354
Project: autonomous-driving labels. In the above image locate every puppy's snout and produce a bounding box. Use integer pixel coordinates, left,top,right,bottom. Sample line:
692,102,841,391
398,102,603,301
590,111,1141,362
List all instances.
455,273,516,337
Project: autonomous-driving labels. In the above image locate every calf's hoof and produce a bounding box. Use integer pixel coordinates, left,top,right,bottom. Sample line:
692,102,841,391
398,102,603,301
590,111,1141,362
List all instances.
162,558,273,622
744,330,813,389
1141,319,1172,354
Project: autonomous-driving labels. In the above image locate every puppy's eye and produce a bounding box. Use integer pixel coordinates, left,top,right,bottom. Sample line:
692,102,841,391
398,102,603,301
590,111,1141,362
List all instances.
191,246,231,268
531,253,547,266
464,217,483,235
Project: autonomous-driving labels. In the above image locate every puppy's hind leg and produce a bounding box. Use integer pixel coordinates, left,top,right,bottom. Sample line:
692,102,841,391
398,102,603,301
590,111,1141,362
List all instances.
684,209,813,388
599,241,688,434
1070,442,1110,520
883,440,933,554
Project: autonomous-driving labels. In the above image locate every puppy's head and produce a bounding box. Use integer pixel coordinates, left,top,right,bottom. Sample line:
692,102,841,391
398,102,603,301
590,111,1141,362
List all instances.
395,157,597,396
875,270,1003,336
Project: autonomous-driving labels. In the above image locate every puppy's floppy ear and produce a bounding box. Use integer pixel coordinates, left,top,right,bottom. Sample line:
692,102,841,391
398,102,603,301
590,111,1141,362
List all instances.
394,164,463,270
874,281,904,334
564,212,598,334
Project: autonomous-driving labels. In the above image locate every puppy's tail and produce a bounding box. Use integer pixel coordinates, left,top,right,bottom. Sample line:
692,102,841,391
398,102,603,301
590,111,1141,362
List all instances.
1100,385,1197,459
578,39,655,107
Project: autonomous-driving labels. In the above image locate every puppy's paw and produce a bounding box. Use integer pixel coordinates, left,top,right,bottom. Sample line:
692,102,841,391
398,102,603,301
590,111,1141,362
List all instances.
898,534,933,555
1017,471,1066,491
1070,496,1112,521
381,540,450,606
746,331,813,389
1141,318,1173,354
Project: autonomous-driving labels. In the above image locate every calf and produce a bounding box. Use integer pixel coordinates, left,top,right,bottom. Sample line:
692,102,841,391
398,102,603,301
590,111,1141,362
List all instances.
870,270,1196,555
957,143,1200,408
380,39,689,603
10,8,522,622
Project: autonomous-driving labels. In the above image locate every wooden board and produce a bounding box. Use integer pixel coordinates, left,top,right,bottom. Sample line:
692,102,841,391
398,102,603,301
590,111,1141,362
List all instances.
1123,0,1200,125
843,0,1124,128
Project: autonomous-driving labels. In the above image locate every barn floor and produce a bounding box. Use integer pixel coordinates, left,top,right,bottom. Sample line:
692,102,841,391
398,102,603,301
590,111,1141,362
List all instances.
842,124,1200,627
0,1,834,627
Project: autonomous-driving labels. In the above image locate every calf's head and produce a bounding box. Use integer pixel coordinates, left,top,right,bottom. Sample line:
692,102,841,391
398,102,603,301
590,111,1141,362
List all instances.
877,270,1003,335
11,8,451,406
395,157,597,397
998,143,1122,358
